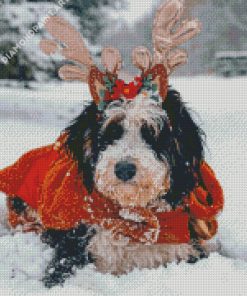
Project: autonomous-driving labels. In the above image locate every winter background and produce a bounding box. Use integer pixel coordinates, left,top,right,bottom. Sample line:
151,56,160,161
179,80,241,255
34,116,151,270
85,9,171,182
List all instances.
0,0,247,295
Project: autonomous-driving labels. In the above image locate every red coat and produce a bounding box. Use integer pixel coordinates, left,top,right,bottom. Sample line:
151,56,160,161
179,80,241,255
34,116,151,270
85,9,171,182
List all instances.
0,134,224,244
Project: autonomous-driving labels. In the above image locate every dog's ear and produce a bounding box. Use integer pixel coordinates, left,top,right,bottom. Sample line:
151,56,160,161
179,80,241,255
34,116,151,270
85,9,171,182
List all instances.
64,102,102,193
162,89,205,205
163,89,204,166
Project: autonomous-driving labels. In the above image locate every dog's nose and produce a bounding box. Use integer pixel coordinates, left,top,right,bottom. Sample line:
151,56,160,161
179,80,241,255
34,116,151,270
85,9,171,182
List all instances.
115,161,137,182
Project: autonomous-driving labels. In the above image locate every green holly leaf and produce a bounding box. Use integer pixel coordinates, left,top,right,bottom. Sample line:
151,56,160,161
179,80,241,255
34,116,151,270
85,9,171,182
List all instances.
103,76,111,84
98,100,106,111
143,81,151,87
141,86,148,91
152,84,158,92
147,74,153,81
151,95,159,102
99,89,106,99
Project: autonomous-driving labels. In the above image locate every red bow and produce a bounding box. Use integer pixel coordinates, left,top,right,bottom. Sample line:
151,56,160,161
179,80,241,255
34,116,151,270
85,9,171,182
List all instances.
106,77,143,100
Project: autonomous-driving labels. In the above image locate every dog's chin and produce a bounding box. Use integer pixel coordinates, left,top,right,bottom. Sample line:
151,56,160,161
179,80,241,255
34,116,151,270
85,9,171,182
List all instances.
95,181,165,208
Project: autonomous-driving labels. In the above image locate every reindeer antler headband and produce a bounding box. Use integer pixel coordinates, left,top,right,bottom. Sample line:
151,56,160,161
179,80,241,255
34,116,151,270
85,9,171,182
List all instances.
40,0,201,110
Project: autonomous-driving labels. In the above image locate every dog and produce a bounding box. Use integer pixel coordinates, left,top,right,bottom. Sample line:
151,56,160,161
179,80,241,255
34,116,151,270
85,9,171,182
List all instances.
0,0,223,288
7,88,210,287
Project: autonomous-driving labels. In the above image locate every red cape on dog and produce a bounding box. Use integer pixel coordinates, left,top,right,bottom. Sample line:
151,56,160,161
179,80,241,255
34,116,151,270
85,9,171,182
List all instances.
0,133,224,244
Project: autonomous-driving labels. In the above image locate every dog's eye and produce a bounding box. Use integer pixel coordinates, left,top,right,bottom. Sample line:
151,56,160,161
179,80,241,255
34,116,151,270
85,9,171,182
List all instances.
141,122,172,160
141,124,156,145
101,122,124,145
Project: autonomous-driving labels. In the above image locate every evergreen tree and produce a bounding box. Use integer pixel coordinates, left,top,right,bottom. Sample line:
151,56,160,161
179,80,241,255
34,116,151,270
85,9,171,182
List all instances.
65,0,125,43
24,0,125,43
0,0,126,81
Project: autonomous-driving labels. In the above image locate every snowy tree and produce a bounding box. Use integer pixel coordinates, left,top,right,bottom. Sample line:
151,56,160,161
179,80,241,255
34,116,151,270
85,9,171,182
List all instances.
211,0,247,50
0,0,126,81
64,0,126,44
193,0,247,75
0,2,81,82
212,0,247,28
20,0,126,43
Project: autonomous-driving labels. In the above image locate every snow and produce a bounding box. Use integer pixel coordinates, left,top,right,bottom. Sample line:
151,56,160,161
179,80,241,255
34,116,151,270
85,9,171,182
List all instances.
215,51,247,59
0,81,90,130
119,209,145,222
0,76,247,295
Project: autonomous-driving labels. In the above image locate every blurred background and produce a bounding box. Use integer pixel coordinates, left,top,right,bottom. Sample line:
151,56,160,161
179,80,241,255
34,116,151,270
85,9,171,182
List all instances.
0,0,247,84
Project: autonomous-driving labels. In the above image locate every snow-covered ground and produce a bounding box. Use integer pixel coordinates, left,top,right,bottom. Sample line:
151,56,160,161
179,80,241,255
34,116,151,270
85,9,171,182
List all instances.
0,77,247,295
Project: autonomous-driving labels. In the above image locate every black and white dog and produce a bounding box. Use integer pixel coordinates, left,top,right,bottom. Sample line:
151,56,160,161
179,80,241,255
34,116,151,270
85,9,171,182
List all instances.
8,88,206,287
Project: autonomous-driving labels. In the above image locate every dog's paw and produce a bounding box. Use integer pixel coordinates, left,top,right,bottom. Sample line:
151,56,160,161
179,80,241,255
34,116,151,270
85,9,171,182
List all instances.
42,257,75,288
42,224,96,287
186,242,209,264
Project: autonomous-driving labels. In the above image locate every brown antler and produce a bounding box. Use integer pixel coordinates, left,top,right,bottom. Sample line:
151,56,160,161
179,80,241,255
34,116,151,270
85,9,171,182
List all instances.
40,16,123,78
58,65,89,83
41,16,93,67
101,47,122,74
132,46,152,72
152,0,201,74
40,16,94,82
129,0,201,100
40,16,124,105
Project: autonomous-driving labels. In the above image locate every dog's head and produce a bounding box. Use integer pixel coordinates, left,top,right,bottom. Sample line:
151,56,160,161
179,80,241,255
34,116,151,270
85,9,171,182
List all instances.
65,89,204,208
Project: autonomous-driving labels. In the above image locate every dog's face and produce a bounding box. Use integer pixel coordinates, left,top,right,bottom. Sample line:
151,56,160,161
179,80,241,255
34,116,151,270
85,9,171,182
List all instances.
94,95,171,207
65,89,204,208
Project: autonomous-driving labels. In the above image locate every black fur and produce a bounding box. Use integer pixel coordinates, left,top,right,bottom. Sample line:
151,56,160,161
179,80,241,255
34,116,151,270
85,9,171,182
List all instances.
141,89,205,207
9,197,28,214
162,89,205,206
65,103,102,193
100,120,124,147
41,224,95,288
64,102,125,193
187,239,209,264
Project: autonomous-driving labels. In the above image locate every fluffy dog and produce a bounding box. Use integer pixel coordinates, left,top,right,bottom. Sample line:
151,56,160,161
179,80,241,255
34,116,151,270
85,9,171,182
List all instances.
0,0,223,288
8,88,207,287
65,89,207,272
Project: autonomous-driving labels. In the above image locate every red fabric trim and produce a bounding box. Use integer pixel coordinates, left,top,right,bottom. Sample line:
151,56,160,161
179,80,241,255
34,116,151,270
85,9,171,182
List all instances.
143,64,168,100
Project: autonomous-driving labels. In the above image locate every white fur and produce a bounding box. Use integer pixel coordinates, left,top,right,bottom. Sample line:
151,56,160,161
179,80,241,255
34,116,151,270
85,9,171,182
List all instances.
88,229,200,275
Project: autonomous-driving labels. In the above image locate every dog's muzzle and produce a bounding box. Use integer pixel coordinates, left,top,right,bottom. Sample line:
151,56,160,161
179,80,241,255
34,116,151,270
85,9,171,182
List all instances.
114,161,137,182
